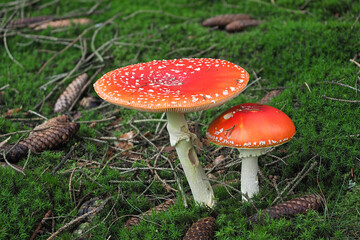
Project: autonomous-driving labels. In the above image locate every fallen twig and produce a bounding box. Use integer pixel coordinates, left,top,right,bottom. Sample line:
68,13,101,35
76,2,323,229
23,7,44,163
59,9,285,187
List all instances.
272,156,318,205
122,9,190,21
30,210,52,240
3,30,24,69
324,81,360,92
322,95,360,103
1,151,26,175
350,58,360,68
52,144,76,174
37,25,92,74
46,197,111,240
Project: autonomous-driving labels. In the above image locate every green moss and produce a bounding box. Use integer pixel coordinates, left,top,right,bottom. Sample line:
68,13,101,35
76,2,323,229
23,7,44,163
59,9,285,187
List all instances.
1,0,360,238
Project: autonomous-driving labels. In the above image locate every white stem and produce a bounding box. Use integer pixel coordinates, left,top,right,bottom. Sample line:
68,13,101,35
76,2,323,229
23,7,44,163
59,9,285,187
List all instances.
241,157,259,201
166,112,215,208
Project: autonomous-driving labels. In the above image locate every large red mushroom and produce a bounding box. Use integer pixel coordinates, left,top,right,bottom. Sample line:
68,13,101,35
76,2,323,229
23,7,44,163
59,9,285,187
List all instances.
94,58,249,207
207,103,295,200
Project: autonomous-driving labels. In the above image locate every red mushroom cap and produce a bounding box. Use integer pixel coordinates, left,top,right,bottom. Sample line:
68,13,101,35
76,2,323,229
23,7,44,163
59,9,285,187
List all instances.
206,103,295,148
94,58,249,113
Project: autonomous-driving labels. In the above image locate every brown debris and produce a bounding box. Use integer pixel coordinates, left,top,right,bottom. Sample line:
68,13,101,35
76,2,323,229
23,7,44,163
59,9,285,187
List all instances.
8,15,53,28
29,210,52,240
79,96,103,109
54,73,88,113
225,19,262,32
202,14,251,27
115,130,135,151
257,90,284,105
213,155,225,166
183,217,216,240
247,194,323,223
125,199,175,229
34,18,93,30
3,106,22,118
1,116,79,163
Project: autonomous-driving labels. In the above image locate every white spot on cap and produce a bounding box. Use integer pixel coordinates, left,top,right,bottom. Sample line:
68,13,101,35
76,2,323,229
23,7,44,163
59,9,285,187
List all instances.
223,112,233,119
214,128,223,135
223,90,229,95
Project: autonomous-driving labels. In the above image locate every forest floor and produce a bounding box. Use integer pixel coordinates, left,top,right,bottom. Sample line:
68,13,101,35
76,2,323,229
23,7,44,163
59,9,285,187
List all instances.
1,0,360,239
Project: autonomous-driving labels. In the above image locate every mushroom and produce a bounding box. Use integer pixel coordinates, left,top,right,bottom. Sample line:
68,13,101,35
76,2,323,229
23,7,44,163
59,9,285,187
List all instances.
94,58,249,207
206,103,295,200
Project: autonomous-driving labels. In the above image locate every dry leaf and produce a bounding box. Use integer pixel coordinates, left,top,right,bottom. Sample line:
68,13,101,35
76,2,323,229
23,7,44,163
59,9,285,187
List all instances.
207,173,217,180
119,130,135,140
225,19,262,32
183,217,216,240
115,131,135,150
202,14,251,27
213,155,225,166
161,146,175,153
3,106,22,118
247,194,323,223
34,18,93,30
125,199,175,229
257,90,284,104
115,141,133,150
54,73,88,113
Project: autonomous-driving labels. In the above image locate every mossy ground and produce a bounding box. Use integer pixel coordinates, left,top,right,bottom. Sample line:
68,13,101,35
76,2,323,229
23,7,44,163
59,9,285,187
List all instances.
1,0,360,239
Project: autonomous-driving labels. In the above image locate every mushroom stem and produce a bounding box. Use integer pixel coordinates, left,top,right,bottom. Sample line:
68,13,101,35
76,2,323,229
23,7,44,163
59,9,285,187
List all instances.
166,112,215,208
241,156,259,200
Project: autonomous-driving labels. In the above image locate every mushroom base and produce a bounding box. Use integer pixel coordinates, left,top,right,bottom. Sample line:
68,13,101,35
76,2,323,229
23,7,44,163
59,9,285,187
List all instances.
241,156,259,200
166,112,215,208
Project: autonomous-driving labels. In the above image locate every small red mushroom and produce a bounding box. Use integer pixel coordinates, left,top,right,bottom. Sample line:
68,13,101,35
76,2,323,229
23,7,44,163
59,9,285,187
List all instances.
206,103,295,200
94,58,249,207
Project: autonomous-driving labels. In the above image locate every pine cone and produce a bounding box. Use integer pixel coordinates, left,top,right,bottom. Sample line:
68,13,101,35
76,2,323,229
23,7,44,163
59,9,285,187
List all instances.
54,73,88,113
125,199,175,229
34,18,93,30
1,117,79,163
183,217,216,240
1,143,29,162
202,14,251,27
8,15,52,28
31,114,71,136
247,194,323,223
22,122,79,152
225,19,262,32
